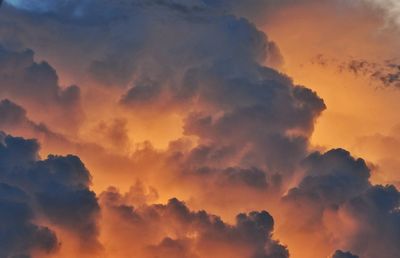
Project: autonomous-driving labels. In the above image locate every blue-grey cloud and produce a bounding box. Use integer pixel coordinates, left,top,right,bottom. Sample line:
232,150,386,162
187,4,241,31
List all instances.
332,250,359,258
0,132,101,256
284,149,400,258
0,183,58,258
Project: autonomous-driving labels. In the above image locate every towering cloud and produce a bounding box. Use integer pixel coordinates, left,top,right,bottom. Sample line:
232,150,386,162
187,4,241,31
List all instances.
0,1,398,258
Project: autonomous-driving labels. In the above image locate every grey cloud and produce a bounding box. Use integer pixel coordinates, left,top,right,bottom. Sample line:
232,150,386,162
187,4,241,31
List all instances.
311,54,400,89
0,98,75,155
285,149,371,206
0,47,83,133
332,250,359,258
338,185,400,258
0,183,59,258
0,99,27,127
284,149,400,258
0,0,325,188
0,133,101,255
0,47,79,105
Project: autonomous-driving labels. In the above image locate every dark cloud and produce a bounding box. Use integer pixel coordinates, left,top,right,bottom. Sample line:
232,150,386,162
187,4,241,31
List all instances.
0,183,59,258
311,54,400,89
113,9,324,189
337,185,400,258
0,132,101,255
0,0,324,189
100,188,289,258
279,149,371,256
0,1,399,258
332,250,359,258
282,149,400,258
0,0,283,87
43,0,323,202
285,149,371,206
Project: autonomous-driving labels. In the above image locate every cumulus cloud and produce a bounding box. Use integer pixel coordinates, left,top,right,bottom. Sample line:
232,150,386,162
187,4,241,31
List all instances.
331,185,400,258
285,149,371,207
0,1,399,258
0,0,327,206
100,187,288,258
281,148,400,258
0,132,101,256
0,46,83,134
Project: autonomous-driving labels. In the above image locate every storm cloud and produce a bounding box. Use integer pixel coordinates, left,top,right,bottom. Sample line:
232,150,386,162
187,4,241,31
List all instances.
0,1,398,258
0,132,101,256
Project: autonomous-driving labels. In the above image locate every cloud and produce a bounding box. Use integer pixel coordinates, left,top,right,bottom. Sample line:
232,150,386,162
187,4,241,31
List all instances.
0,132,101,256
0,1,399,258
285,149,371,207
311,54,400,89
332,185,400,258
100,187,289,258
281,148,400,258
331,250,359,258
0,98,75,155
0,46,83,133
0,0,325,213
0,183,59,258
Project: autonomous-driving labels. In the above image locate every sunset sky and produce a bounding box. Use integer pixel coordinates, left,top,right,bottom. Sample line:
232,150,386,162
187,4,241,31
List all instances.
0,1,399,258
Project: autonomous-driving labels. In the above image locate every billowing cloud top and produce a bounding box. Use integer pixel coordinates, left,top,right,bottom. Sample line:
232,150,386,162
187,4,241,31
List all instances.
0,0,398,258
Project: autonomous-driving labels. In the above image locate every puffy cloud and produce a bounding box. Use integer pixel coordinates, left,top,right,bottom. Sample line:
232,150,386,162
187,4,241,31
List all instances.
0,0,324,171
278,149,371,257
100,187,289,258
331,185,400,258
0,46,83,133
281,149,400,258
0,1,399,258
285,149,371,207
0,0,326,213
0,132,101,256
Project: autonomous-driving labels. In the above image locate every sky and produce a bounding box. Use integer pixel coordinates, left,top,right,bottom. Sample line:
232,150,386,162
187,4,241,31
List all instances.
0,1,399,258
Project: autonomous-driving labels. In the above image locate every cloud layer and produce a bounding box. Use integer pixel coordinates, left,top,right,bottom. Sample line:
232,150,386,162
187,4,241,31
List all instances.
0,1,398,258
